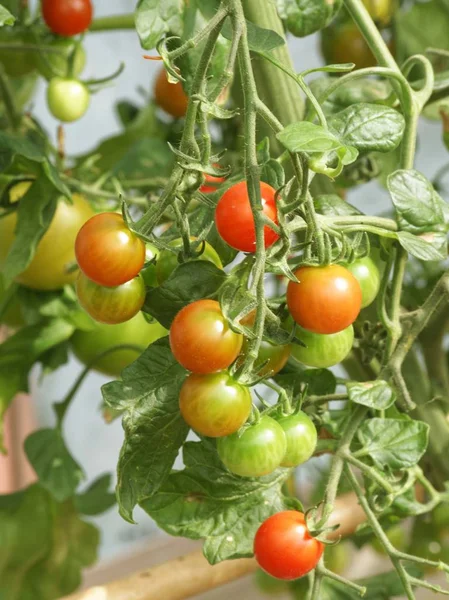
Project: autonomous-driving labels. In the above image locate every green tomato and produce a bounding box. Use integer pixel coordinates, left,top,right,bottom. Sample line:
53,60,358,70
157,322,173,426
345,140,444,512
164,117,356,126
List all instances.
324,542,351,575
0,28,35,78
290,324,354,369
140,243,159,288
276,411,317,468
254,568,289,595
217,416,287,478
47,77,90,122
156,237,223,284
372,524,407,555
345,257,380,308
71,312,167,377
36,37,86,81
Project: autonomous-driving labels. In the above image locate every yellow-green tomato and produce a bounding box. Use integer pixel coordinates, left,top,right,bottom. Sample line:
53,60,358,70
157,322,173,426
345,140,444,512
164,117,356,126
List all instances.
291,325,354,369
277,411,317,468
0,186,94,291
36,37,86,80
47,77,90,122
71,312,167,377
156,237,223,284
345,257,380,308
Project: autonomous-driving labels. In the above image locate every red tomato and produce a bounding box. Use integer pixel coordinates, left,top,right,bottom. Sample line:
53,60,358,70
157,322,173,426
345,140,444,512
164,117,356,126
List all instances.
75,212,146,287
200,170,226,194
169,299,243,374
215,181,279,253
154,69,188,118
42,0,93,37
254,511,324,580
287,265,362,334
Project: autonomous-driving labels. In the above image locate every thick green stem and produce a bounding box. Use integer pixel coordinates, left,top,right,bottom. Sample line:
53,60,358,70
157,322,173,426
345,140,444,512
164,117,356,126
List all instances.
89,14,135,32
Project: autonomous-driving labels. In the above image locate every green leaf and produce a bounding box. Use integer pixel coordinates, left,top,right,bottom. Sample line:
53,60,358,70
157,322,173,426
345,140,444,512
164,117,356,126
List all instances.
396,230,448,261
276,0,342,38
329,104,405,153
311,77,392,117
314,193,361,216
75,474,116,516
0,131,44,172
143,261,227,328
140,440,293,564
111,137,174,182
277,121,342,153
2,177,58,286
347,380,396,410
196,0,220,18
135,0,183,50
0,5,15,26
357,418,429,470
388,169,449,234
188,204,238,266
276,367,336,398
0,485,99,600
101,338,188,523
24,429,84,502
222,19,285,53
396,0,449,57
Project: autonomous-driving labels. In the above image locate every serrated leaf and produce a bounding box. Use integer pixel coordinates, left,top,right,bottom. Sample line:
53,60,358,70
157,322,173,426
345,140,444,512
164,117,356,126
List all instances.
140,441,293,564
314,194,361,216
75,474,116,516
277,121,342,153
24,429,84,502
0,5,15,25
261,158,285,189
102,338,188,523
135,0,183,51
357,418,429,470
329,104,405,153
276,0,342,38
396,230,448,261
143,261,227,328
347,380,396,410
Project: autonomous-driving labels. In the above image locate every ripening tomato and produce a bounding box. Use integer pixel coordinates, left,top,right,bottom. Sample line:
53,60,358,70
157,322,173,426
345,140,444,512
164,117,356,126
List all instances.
71,312,167,377
179,372,252,438
276,412,317,468
291,325,354,368
42,0,93,37
170,299,243,373
254,511,324,580
76,273,145,324
287,265,362,335
75,212,146,287
0,186,94,291
36,37,86,80
345,257,380,308
217,416,287,477
156,237,223,284
215,181,279,253
154,69,189,118
200,172,226,194
47,77,90,122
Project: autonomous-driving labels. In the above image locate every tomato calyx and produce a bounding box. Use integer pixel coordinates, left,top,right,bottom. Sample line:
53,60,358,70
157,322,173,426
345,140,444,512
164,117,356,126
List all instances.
304,503,341,544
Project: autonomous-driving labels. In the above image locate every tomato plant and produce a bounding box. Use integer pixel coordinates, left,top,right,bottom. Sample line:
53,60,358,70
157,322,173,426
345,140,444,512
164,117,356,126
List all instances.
217,416,287,477
290,324,354,368
215,181,279,252
200,172,226,194
75,212,146,287
154,68,189,118
0,28,35,78
36,37,86,80
156,237,222,284
76,273,146,324
42,0,93,37
287,265,362,334
254,511,324,580
345,256,381,308
169,299,243,374
179,372,252,437
47,77,90,122
276,412,317,468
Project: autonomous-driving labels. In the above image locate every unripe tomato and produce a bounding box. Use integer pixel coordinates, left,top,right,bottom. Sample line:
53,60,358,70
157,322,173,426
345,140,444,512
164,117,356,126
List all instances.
362,0,396,26
156,237,222,284
254,511,324,580
276,412,317,468
0,186,94,291
71,312,167,377
291,325,354,368
217,416,287,477
154,69,189,118
76,273,146,324
36,37,86,81
42,0,93,37
215,181,279,253
75,212,146,287
169,299,243,374
47,77,90,122
179,372,252,437
345,257,380,308
140,243,159,288
0,28,35,78
287,265,362,335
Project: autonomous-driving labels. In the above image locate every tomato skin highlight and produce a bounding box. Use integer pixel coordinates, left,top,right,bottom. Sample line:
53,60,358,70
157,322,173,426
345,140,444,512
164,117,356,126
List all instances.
42,0,93,37
71,312,167,377
0,188,94,291
156,237,223,284
170,299,243,374
254,511,324,580
345,257,380,309
291,325,354,368
76,273,146,324
75,212,146,287
47,78,90,122
217,416,287,478
215,181,279,253
179,372,252,438
287,265,362,334
277,412,317,468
